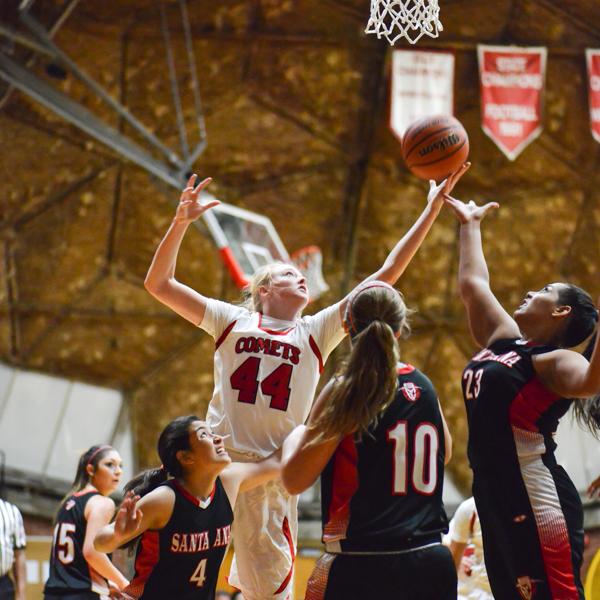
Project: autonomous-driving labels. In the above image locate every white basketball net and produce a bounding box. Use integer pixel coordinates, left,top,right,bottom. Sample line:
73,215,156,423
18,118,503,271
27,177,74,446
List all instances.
365,0,443,46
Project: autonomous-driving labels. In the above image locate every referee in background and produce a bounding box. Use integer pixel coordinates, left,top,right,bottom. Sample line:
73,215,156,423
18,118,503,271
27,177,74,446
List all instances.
0,450,26,600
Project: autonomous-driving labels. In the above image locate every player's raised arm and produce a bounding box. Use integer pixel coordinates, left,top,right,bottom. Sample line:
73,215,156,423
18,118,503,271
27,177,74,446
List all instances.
337,163,470,319
444,194,519,348
144,175,220,326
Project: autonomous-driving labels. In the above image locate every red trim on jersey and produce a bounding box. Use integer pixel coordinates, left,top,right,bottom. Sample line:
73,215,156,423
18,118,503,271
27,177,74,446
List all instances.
172,480,216,508
397,362,416,374
126,530,160,598
215,320,237,350
305,554,336,600
515,451,579,599
309,335,324,373
323,435,359,544
274,516,296,594
509,378,560,431
469,510,477,537
257,313,296,335
73,489,96,497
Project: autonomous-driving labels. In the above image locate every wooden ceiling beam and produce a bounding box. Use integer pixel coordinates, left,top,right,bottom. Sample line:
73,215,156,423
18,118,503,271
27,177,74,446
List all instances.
20,270,105,360
0,304,182,320
248,92,350,156
123,330,204,393
337,46,389,295
13,167,109,230
3,238,22,361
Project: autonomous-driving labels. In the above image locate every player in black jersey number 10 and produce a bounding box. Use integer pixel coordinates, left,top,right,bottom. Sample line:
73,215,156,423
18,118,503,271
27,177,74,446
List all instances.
282,281,456,600
94,415,281,600
445,193,600,600
44,445,128,600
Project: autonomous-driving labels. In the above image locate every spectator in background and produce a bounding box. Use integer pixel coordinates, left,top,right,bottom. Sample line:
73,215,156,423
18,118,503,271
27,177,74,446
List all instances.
446,497,493,600
0,497,26,600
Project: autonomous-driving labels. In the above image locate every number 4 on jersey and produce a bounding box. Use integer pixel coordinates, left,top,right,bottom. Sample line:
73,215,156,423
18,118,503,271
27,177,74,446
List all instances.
230,357,293,411
190,558,207,587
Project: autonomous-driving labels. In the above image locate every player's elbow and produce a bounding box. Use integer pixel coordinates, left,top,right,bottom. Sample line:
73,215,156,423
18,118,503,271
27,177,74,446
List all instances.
458,276,484,301
92,530,112,554
83,544,98,561
143,274,162,295
281,465,308,496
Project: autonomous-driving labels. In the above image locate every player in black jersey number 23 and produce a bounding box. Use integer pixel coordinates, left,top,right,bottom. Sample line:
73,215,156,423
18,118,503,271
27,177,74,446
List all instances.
94,415,281,600
44,445,129,600
282,281,456,600
445,194,600,600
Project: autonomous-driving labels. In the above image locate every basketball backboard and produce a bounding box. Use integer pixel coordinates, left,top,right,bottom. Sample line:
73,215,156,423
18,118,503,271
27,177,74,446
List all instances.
202,200,289,289
201,198,328,301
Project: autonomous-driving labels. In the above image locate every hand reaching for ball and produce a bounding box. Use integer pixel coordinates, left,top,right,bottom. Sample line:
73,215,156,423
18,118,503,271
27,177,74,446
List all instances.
443,196,499,224
427,162,471,207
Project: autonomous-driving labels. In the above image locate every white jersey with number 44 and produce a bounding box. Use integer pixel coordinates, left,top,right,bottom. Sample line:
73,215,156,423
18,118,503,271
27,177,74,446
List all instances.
200,299,345,457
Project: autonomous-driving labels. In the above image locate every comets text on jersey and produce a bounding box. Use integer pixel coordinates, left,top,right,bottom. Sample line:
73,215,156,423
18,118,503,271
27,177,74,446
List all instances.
170,525,231,554
471,348,522,368
234,336,301,364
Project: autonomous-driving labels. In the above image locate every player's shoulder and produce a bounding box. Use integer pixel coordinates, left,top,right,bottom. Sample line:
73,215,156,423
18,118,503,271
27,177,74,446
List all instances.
397,363,434,388
87,492,114,508
300,301,342,326
206,298,252,319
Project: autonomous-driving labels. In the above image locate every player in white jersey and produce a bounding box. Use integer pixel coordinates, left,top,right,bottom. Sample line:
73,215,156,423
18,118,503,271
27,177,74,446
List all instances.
144,165,469,600
447,497,494,600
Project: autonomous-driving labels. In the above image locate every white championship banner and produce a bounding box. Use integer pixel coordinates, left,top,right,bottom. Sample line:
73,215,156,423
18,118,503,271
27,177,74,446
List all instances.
586,49,600,144
390,49,455,139
478,45,547,161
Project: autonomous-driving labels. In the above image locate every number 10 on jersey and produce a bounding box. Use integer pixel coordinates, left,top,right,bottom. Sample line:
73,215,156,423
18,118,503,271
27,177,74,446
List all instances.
387,421,439,495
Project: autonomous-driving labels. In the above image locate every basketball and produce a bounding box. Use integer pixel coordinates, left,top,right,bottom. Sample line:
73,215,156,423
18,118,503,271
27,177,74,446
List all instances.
401,115,470,182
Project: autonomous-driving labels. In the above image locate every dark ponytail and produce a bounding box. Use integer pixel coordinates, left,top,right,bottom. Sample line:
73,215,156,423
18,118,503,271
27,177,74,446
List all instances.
309,282,410,444
124,415,199,498
572,333,600,437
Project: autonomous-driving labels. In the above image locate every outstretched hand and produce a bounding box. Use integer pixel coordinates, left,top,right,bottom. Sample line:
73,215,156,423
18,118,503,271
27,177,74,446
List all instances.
427,162,471,207
443,195,499,224
174,174,220,224
114,491,143,540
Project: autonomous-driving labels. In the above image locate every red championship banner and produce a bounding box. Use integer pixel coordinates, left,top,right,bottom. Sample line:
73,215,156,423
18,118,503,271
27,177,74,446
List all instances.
478,45,547,160
390,50,455,139
586,50,600,143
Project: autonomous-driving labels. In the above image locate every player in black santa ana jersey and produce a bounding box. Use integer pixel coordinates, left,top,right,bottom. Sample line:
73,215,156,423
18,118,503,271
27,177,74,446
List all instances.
44,445,129,600
95,415,281,600
281,281,456,600
445,194,600,600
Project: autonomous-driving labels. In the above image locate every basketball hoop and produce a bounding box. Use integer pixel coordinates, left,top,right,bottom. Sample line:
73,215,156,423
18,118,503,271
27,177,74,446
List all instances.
290,246,329,302
365,0,443,46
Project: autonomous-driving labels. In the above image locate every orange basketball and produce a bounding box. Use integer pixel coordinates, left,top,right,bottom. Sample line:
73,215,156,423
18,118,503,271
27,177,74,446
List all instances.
401,115,469,182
